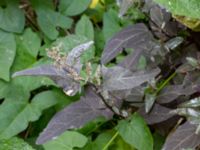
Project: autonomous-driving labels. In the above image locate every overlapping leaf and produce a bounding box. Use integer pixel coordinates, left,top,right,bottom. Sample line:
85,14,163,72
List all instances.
154,0,200,19
0,30,16,81
162,122,200,150
36,86,113,144
0,0,25,33
157,72,200,104
75,15,94,40
59,0,91,16
13,41,94,96
116,113,153,150
0,91,59,139
149,5,181,40
43,131,87,150
30,0,73,40
101,23,154,64
138,104,174,124
0,137,35,150
102,66,160,91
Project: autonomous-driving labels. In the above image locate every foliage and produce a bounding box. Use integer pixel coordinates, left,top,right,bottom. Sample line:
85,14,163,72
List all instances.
0,0,200,150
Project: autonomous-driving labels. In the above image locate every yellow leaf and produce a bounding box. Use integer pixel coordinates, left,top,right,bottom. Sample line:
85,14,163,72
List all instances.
174,15,200,32
90,0,100,8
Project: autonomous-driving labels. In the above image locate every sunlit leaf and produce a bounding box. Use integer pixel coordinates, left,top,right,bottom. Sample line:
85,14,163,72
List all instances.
0,137,35,150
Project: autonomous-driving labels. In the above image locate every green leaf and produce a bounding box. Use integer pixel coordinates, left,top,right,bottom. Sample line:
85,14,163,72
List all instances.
116,113,153,150
59,0,91,16
43,131,87,150
0,80,7,99
11,28,41,72
154,0,200,19
0,91,59,139
19,28,41,58
31,0,73,40
153,132,165,150
0,0,25,33
75,15,94,40
103,9,121,42
0,137,35,150
83,131,135,150
0,30,16,81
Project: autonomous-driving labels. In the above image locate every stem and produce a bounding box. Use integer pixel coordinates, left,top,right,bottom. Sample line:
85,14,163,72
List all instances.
156,72,176,94
102,131,119,150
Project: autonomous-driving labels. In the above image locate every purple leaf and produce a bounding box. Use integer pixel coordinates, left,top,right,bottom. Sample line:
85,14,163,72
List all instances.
12,65,80,96
138,104,174,125
66,41,94,66
162,122,200,150
36,86,113,144
12,65,66,78
149,5,182,41
101,23,154,64
157,72,200,104
102,66,160,91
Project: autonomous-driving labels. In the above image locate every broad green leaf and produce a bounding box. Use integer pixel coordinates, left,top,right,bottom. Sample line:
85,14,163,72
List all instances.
0,91,59,139
0,80,7,99
11,28,41,72
31,0,73,40
43,131,87,150
116,113,153,150
0,0,25,33
19,28,41,58
0,30,16,81
59,0,91,16
83,131,114,150
154,0,200,19
75,15,94,40
103,9,121,42
83,131,135,150
0,137,35,150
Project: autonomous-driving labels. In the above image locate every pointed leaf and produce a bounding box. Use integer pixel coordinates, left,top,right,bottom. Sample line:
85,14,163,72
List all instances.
31,0,73,40
66,41,94,65
12,65,66,78
36,86,113,144
162,122,200,150
75,15,94,40
0,91,59,139
102,66,160,91
138,104,174,124
116,113,153,150
101,23,154,64
12,65,80,96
